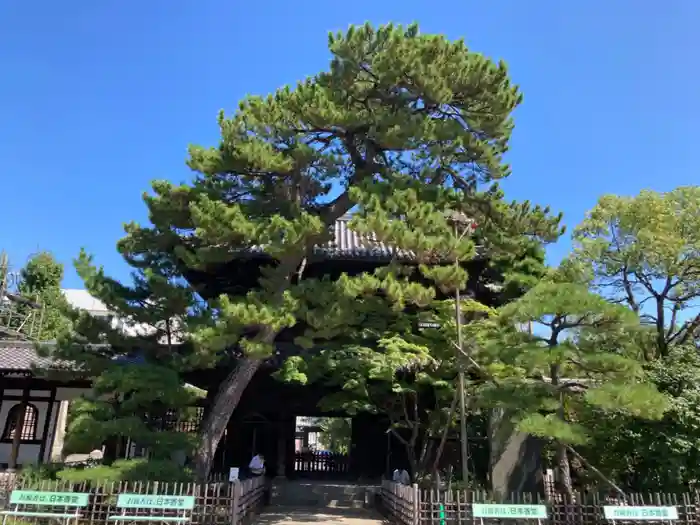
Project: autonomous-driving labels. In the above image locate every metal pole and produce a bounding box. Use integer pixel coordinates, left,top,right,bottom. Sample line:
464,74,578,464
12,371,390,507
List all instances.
454,224,469,486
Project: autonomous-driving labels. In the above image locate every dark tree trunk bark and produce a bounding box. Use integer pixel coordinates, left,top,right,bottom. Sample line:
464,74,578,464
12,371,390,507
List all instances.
193,357,263,480
431,389,458,475
555,443,574,500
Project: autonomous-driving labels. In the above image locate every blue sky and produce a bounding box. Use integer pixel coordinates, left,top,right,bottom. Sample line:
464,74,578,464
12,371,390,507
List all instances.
1,1,698,288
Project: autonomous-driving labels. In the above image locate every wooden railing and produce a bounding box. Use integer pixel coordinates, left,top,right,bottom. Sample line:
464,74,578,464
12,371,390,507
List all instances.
0,475,268,525
381,480,419,525
380,482,700,525
0,472,17,507
294,451,349,476
233,475,267,525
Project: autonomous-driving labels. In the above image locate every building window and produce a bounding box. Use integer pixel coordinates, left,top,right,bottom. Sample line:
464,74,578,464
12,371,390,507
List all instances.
2,403,38,441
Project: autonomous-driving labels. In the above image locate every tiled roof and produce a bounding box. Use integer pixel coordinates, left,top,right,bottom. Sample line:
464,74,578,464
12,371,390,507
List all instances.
244,214,413,260
305,214,476,259
0,341,58,373
319,215,413,259
0,340,136,374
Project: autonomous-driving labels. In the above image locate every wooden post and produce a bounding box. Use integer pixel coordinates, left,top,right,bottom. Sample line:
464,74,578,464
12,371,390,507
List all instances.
231,481,239,525
413,483,420,525
8,380,30,470
38,386,57,462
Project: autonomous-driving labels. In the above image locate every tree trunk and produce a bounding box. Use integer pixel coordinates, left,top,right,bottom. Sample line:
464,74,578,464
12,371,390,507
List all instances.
406,448,418,482
549,362,574,499
417,439,435,477
555,443,574,500
431,389,459,475
193,357,263,480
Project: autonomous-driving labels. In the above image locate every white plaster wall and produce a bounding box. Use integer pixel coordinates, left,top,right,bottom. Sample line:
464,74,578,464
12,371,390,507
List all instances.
0,443,41,466
0,386,90,466
0,399,48,466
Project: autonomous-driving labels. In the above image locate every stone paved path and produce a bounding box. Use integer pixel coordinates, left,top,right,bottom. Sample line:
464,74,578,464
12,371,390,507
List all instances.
255,507,386,525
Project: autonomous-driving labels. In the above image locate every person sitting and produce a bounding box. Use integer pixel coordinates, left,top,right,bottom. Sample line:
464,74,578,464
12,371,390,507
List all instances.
249,453,265,476
392,468,410,485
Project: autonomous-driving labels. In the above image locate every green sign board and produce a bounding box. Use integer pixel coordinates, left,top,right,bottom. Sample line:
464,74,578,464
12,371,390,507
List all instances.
116,494,196,510
603,506,678,521
10,491,90,507
472,504,548,519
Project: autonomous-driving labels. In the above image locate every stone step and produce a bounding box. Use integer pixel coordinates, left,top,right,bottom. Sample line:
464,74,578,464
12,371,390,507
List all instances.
255,507,385,525
271,481,374,510
270,499,368,510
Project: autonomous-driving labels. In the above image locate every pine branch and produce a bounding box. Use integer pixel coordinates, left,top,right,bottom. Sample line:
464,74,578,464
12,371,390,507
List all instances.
566,446,626,498
454,341,626,497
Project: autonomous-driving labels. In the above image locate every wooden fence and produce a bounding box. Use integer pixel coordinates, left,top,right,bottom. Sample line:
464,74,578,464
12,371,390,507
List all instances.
0,476,267,525
381,480,419,525
381,481,700,525
0,472,16,506
294,451,349,477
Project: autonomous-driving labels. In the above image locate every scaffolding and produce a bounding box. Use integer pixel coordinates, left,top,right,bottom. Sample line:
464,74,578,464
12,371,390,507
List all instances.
0,252,45,341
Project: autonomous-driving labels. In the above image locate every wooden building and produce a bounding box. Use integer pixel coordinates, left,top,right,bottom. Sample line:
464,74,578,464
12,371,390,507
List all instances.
0,341,91,469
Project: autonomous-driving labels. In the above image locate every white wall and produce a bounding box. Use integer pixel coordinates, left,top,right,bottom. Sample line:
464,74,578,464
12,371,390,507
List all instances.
0,399,51,466
0,386,89,466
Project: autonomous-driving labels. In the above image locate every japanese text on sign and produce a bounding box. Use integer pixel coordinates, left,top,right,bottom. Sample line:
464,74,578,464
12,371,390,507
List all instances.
116,494,196,510
472,504,548,519
10,491,90,507
603,506,678,521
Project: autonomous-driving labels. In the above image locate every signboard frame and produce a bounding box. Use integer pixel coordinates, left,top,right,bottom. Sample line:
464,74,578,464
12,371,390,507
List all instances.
603,506,678,521
472,503,548,521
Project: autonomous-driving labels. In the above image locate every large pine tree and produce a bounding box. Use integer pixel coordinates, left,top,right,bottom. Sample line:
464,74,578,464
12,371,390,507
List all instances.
66,23,562,479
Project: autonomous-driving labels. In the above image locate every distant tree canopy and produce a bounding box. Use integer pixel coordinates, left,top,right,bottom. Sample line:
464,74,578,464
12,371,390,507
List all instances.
314,417,352,455
0,251,71,341
571,186,700,492
19,252,72,340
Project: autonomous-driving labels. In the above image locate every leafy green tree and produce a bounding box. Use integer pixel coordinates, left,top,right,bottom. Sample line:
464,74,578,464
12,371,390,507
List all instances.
1,252,72,340
573,186,700,358
20,252,73,340
474,267,668,497
53,257,201,463
64,363,198,461
315,418,352,454
571,187,700,491
579,344,700,492
279,177,556,482
69,23,562,480
291,289,490,481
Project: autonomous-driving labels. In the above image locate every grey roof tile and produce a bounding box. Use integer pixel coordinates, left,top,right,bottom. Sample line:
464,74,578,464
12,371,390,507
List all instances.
243,215,411,260
0,341,55,372
0,340,151,373
319,215,413,259
225,214,479,261
246,214,414,260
